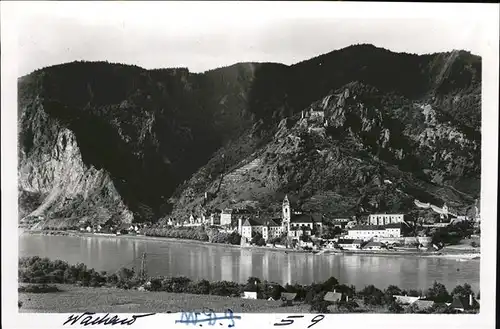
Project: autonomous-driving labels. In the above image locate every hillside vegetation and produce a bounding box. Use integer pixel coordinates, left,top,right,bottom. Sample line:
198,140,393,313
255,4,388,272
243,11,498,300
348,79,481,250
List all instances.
17,44,481,225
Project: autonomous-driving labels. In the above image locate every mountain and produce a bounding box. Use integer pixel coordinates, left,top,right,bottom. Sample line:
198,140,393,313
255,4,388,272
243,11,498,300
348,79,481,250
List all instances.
17,44,481,227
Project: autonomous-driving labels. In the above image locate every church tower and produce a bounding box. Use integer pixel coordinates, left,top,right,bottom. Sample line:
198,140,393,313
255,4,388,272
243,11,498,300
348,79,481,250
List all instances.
282,194,291,231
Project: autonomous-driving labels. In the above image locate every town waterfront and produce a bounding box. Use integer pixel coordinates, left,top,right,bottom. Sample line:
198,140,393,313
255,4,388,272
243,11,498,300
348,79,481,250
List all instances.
19,234,480,292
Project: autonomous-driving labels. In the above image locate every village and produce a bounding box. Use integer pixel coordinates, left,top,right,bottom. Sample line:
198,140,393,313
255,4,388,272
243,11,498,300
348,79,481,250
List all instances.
50,193,480,256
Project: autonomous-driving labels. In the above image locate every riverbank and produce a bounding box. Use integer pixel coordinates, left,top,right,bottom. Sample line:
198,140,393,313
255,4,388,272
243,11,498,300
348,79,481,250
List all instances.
21,230,480,260
18,256,480,314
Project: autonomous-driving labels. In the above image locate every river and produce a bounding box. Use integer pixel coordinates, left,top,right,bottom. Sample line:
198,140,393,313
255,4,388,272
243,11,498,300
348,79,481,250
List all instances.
19,234,480,292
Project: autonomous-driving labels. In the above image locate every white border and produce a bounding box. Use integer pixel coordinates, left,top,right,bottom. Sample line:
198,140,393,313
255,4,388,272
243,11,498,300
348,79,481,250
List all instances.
2,2,499,329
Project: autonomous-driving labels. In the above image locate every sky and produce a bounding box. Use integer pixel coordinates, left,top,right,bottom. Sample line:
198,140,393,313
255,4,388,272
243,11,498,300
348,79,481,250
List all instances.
3,2,496,77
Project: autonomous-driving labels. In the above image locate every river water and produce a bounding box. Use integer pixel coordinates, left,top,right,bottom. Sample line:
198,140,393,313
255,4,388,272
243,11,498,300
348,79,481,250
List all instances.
19,234,480,292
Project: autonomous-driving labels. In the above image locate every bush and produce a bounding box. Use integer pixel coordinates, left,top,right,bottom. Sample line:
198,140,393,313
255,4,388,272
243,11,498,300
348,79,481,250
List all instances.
209,281,243,297
187,279,210,295
18,284,61,293
337,299,359,312
309,293,330,313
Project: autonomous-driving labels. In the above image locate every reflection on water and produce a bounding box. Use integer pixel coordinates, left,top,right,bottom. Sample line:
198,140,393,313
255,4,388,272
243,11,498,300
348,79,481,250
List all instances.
19,235,480,292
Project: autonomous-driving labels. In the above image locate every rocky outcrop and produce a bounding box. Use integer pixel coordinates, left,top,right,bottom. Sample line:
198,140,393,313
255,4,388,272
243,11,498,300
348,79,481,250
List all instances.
18,45,481,225
18,100,132,225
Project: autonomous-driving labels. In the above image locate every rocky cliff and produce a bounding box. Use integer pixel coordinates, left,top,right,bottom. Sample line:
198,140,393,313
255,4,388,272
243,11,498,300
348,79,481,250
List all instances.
17,45,481,226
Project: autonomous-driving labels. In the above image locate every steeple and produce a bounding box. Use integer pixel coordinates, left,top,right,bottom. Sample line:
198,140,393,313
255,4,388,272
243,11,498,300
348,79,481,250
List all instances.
282,194,291,231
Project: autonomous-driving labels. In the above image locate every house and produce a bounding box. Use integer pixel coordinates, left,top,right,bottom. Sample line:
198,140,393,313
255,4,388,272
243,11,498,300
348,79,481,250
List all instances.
324,240,337,249
363,241,385,251
242,291,257,299
413,300,435,311
280,292,297,306
86,226,92,233
450,295,478,312
324,291,342,303
337,239,363,250
393,295,421,305
369,214,404,226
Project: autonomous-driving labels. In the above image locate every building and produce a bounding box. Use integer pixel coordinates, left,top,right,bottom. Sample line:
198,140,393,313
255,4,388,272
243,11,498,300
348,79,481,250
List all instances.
393,295,421,305
413,300,435,311
280,292,297,306
282,195,323,239
220,209,233,226
347,224,402,241
363,241,385,251
337,239,363,250
240,218,283,241
324,291,342,303
242,291,257,299
368,214,404,226
331,218,351,229
384,223,402,237
222,208,252,228
450,295,478,312
209,211,221,226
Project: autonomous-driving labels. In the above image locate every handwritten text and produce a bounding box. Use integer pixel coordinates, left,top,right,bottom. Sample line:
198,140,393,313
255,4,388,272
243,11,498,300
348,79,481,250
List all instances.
63,312,156,326
175,309,241,327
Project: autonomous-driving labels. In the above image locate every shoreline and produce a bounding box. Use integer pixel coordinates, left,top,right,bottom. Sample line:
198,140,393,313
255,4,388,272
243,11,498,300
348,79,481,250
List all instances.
21,230,480,260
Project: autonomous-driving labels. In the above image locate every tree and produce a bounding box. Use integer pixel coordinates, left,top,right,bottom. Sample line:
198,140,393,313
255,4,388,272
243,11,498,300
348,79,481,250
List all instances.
321,225,342,239
251,232,263,245
359,285,385,306
388,301,404,313
384,285,403,304
451,283,474,299
384,285,402,296
300,234,312,243
426,281,451,303
321,276,339,291
244,277,261,293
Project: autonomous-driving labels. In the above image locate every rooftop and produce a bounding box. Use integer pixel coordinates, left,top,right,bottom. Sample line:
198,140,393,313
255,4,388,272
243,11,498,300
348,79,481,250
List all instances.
348,225,385,231
291,213,321,223
338,239,363,244
364,241,384,248
281,292,297,301
385,223,403,228
324,291,342,302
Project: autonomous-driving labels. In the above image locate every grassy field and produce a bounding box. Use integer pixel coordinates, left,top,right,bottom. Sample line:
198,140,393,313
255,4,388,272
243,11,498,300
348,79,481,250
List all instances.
19,285,312,313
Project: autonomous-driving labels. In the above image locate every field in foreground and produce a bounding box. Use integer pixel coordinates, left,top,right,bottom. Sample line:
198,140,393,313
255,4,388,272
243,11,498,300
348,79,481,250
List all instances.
19,285,311,313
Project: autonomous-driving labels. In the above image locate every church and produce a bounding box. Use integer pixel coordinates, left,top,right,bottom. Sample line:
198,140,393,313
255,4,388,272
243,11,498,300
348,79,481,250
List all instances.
237,195,323,242
282,195,323,239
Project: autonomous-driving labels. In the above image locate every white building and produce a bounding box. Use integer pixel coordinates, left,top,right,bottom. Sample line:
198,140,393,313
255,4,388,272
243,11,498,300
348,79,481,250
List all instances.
347,224,402,241
220,209,233,226
337,239,363,250
368,214,404,226
240,218,283,241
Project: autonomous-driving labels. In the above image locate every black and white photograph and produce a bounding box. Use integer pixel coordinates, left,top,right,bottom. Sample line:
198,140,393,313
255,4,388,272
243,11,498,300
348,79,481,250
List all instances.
1,2,498,328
